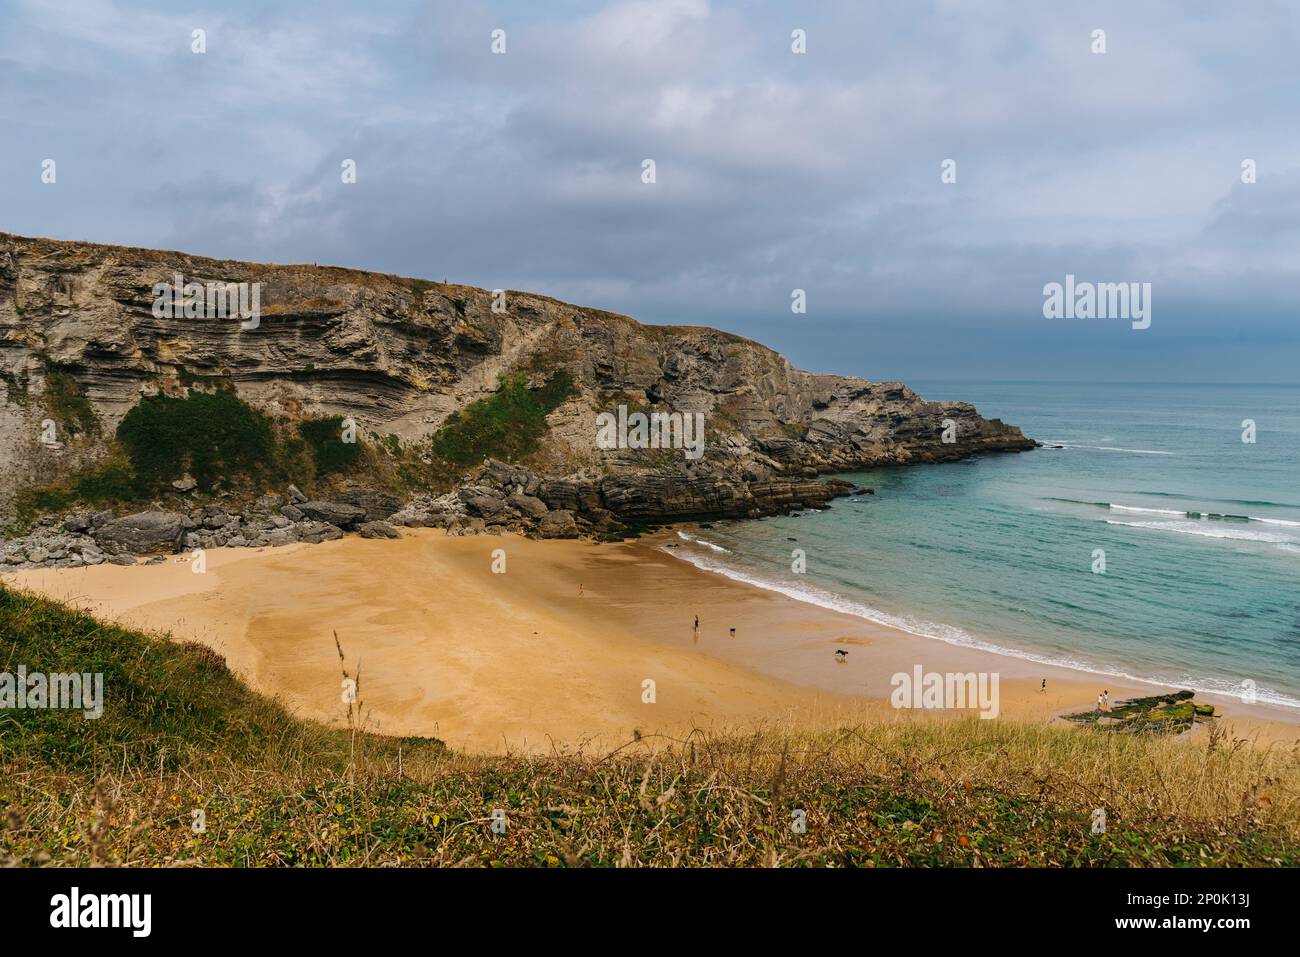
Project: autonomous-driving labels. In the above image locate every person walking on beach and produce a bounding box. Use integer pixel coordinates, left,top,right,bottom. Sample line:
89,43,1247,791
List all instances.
1040,679,1047,693
1102,689,1110,711
728,627,736,639
578,583,584,598
1097,691,1105,712
693,615,700,643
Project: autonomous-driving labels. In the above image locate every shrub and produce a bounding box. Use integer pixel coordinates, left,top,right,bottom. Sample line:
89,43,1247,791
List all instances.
298,416,361,477
116,389,275,493
430,370,572,467
13,456,138,527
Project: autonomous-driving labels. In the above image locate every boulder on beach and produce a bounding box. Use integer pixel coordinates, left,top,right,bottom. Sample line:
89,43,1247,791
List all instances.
297,501,368,529
92,510,188,555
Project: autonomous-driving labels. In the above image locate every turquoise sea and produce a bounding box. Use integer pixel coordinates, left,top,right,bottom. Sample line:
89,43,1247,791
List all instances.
666,382,1300,709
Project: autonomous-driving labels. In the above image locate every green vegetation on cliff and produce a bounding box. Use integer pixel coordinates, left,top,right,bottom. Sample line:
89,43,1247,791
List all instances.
430,370,573,467
14,367,575,527
41,361,100,437
118,389,276,493
296,415,362,477
17,454,138,519
13,390,376,526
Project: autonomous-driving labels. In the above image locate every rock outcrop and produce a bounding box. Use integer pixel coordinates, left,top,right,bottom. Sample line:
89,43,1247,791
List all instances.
297,501,368,529
93,510,187,555
384,458,858,540
0,231,1036,557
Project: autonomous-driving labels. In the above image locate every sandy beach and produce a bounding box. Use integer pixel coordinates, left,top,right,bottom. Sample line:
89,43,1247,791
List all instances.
9,528,1298,753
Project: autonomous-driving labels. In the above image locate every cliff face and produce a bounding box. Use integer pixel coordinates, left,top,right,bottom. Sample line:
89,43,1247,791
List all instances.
0,231,1034,520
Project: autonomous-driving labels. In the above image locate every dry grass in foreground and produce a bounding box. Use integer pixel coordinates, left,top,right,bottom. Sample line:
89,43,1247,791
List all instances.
2,585,1298,867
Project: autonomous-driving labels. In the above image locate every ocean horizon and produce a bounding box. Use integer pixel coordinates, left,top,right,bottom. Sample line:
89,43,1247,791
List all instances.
664,380,1300,710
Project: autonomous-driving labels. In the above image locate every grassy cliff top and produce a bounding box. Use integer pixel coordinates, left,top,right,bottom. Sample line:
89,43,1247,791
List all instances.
1,585,1296,867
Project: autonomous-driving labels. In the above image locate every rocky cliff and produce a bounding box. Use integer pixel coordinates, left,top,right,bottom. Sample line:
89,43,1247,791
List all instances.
0,230,1034,548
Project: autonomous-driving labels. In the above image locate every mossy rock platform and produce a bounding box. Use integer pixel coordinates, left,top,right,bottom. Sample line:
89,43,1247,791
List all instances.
1065,690,1216,735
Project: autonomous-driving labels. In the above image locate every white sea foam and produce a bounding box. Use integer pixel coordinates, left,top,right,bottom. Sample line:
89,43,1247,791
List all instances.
1049,443,1175,455
1108,502,1299,524
1105,519,1299,547
661,540,1300,711
1090,504,1300,548
1109,504,1185,517
676,530,730,553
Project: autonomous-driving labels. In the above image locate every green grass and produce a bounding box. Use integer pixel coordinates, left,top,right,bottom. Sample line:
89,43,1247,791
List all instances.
1,585,1297,867
0,586,415,773
430,371,573,467
298,416,362,477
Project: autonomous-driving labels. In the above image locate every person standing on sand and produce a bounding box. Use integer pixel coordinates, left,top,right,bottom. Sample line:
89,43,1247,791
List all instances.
1102,690,1110,711
1097,691,1105,712
578,583,584,598
729,627,736,639
1040,679,1047,693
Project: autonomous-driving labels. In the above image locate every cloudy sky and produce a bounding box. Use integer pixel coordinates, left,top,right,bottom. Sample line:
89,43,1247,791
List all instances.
2,0,1298,382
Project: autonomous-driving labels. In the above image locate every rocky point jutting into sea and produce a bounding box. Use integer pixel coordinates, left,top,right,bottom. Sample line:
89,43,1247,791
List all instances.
0,231,1035,569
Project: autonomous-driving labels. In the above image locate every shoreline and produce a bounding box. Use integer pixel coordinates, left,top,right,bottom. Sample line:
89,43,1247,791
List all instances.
8,528,1298,752
654,526,1300,719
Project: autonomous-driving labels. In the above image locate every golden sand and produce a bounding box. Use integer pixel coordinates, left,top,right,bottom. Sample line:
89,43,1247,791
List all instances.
10,529,1297,752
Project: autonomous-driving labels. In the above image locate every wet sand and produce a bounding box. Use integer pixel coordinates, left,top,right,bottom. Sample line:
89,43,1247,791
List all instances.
9,529,1298,753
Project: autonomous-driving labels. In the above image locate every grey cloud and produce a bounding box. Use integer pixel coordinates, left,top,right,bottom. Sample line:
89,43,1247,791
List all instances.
2,0,1298,382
